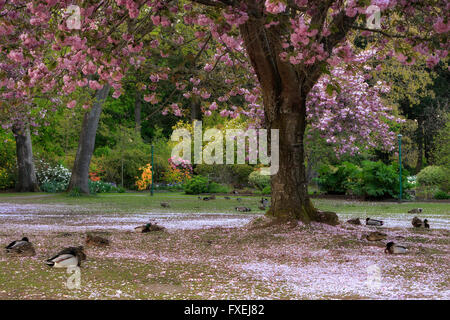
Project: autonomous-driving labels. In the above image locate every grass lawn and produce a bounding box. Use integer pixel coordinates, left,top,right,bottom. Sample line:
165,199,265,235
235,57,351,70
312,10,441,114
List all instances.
0,192,448,299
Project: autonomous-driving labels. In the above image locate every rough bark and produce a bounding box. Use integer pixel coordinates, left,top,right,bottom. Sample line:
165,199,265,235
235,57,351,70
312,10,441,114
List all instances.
415,118,424,173
135,91,142,135
191,97,202,121
67,85,111,193
12,123,39,192
239,1,355,222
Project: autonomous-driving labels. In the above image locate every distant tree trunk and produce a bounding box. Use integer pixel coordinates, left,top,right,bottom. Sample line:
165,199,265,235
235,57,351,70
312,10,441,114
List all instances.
135,91,142,135
12,123,39,192
67,85,110,193
191,97,202,121
415,119,424,173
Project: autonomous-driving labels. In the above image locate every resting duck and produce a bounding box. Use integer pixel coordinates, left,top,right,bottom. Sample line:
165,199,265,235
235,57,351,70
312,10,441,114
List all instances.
160,202,170,208
203,195,216,201
134,222,165,233
224,196,230,200
366,218,384,226
385,242,407,254
366,231,387,241
258,204,267,211
347,218,361,225
5,237,36,256
235,206,251,212
45,246,86,268
412,217,430,228
260,198,269,206
85,233,110,247
408,208,423,214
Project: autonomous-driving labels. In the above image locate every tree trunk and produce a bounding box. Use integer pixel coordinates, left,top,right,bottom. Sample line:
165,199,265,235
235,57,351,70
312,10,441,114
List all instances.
415,118,424,173
267,100,318,222
12,123,39,192
67,85,110,193
239,12,319,222
238,1,354,222
135,91,142,135
191,97,202,121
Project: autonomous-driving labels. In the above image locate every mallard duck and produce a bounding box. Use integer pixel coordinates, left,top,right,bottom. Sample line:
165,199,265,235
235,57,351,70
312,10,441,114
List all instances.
5,237,36,256
258,204,266,211
412,217,430,228
224,196,230,200
45,246,86,268
384,242,407,254
203,196,216,201
366,231,387,241
85,234,110,247
134,222,165,233
260,198,269,206
408,208,423,214
160,202,170,208
366,218,384,226
236,198,242,202
347,218,361,225
235,206,251,212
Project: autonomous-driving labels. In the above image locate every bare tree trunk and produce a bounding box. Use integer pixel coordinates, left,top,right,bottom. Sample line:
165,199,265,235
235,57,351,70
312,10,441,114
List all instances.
191,97,202,121
12,123,39,192
415,118,424,173
135,91,142,135
67,85,110,193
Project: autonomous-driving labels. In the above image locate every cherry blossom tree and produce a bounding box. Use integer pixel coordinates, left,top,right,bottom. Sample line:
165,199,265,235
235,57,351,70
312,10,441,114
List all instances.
1,0,448,222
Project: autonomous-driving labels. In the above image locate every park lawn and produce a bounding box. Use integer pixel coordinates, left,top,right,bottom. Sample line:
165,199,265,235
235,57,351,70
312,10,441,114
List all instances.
0,192,448,216
0,192,448,299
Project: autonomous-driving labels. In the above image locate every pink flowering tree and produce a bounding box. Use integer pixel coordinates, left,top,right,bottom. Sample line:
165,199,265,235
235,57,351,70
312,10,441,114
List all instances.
1,0,448,222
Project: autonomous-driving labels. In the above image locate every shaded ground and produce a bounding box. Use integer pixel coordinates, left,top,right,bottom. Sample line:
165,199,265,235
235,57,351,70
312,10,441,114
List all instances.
0,193,448,299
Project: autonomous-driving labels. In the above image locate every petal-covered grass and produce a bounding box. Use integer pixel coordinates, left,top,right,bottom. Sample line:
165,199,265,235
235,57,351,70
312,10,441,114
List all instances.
0,193,448,299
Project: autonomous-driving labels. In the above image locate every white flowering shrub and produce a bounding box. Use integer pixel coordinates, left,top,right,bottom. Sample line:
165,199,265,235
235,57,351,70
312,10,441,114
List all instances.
35,160,71,192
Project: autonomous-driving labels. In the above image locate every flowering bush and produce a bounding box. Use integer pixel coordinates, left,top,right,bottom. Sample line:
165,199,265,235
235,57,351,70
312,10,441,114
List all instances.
35,160,71,192
135,163,153,191
163,157,193,184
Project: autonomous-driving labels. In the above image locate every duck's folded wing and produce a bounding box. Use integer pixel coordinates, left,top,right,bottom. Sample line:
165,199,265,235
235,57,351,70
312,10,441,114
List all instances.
5,240,17,249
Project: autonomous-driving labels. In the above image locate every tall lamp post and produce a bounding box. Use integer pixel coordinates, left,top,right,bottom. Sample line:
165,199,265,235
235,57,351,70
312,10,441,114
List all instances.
398,134,402,202
151,145,154,196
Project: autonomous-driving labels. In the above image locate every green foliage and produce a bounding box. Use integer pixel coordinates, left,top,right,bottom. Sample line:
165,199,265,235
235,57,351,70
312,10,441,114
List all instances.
417,166,448,191
255,185,271,195
207,182,230,194
248,170,271,191
40,181,68,193
315,162,361,194
0,130,16,189
68,187,82,197
434,189,450,200
194,164,254,186
431,115,450,169
88,181,120,194
316,160,411,199
183,175,209,194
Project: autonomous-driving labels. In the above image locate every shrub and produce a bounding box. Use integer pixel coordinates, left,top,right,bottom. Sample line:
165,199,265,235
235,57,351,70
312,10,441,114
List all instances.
208,182,230,193
357,161,410,199
0,130,16,190
40,181,68,193
194,164,254,186
35,160,71,192
88,180,119,194
183,175,209,194
417,166,449,192
434,189,450,200
248,170,271,190
315,162,361,195
255,185,271,195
